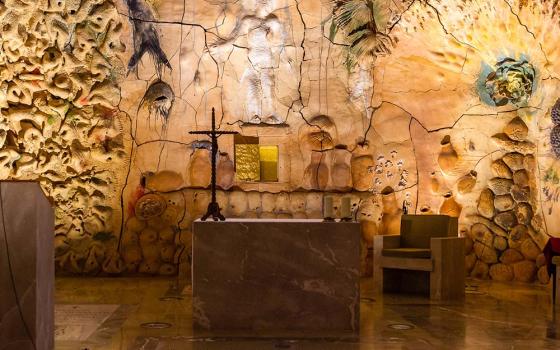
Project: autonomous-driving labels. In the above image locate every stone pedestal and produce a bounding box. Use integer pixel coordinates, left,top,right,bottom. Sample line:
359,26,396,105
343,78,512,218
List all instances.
0,182,54,350
192,219,360,333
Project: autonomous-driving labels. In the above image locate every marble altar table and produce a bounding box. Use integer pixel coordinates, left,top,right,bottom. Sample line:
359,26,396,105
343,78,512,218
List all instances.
0,182,54,350
192,219,360,333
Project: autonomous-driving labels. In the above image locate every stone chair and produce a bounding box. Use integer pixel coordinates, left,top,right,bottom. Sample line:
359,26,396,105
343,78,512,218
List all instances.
373,215,465,301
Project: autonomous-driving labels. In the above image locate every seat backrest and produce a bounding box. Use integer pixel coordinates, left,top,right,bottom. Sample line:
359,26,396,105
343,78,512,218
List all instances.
400,215,458,249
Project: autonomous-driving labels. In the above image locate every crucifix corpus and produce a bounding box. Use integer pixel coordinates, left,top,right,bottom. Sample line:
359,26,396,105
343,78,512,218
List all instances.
189,108,238,221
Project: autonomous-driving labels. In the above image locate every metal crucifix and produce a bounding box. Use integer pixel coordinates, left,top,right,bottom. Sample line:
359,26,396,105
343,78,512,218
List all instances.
189,108,238,221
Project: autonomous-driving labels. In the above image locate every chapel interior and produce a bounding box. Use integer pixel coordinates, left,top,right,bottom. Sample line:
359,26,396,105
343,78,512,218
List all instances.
2,0,560,349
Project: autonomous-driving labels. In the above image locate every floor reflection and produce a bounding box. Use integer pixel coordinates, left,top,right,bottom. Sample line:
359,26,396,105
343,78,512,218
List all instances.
55,277,560,349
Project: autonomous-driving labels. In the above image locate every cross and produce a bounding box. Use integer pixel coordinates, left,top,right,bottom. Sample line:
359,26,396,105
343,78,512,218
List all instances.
189,108,238,221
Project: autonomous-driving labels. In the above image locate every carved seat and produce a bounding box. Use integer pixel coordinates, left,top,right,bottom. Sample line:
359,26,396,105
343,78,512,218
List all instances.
374,215,465,301
382,248,432,259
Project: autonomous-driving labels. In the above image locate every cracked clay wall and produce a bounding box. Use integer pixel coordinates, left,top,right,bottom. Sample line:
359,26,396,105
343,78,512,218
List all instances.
1,0,560,283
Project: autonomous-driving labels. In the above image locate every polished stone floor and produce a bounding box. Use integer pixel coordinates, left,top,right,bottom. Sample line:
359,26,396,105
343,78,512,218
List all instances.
55,277,560,349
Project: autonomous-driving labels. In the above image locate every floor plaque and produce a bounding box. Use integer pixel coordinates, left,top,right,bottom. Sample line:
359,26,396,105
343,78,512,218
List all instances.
55,304,120,341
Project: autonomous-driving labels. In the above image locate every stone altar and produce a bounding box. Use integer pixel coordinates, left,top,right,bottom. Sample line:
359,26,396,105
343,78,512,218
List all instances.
0,182,54,350
192,219,360,332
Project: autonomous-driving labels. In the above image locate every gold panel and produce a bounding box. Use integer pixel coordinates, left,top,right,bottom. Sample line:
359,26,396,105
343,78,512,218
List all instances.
235,144,260,182
259,146,278,182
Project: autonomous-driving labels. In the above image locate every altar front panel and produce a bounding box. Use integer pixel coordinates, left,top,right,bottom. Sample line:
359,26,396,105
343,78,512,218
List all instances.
192,219,360,332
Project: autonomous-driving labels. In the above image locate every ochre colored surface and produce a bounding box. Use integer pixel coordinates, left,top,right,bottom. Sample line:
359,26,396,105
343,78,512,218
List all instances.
0,1,559,280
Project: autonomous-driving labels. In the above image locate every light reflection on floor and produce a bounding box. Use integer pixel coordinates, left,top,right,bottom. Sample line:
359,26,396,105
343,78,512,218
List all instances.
55,277,560,349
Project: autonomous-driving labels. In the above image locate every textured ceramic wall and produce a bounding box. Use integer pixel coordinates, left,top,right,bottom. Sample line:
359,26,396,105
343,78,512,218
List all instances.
1,0,559,282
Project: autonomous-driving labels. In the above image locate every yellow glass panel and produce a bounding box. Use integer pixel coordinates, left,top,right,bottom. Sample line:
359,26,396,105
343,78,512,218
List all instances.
235,144,260,181
259,146,278,182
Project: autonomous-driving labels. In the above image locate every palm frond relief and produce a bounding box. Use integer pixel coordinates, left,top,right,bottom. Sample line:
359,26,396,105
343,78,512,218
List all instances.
330,0,395,69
